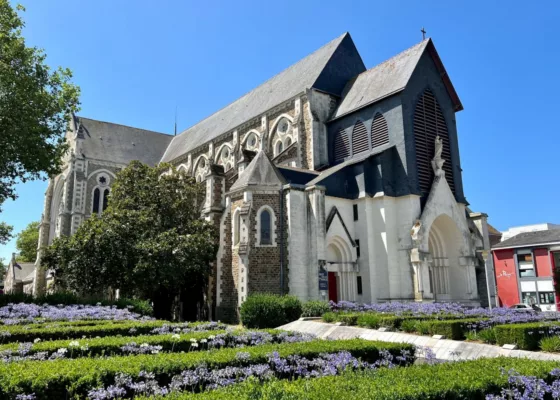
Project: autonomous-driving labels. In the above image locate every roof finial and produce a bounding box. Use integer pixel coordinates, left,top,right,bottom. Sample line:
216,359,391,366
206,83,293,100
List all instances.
421,27,426,40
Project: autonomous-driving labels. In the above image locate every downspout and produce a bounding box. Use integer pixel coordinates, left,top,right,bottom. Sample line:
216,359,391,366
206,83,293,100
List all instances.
279,186,285,295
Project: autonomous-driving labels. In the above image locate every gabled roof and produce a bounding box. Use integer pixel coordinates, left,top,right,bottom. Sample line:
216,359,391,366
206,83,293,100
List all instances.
11,262,35,282
161,33,366,163
76,117,173,166
229,151,286,192
493,229,560,250
332,38,462,120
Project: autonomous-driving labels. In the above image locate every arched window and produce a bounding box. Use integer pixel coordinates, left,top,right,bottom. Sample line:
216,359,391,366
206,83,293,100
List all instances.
102,189,110,211
260,210,271,245
351,120,368,155
371,113,389,148
285,137,292,147
92,188,100,214
333,128,350,162
413,89,454,196
233,210,241,246
275,141,284,156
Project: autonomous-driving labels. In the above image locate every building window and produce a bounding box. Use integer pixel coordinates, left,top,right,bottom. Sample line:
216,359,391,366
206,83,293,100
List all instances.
260,210,271,245
357,276,363,295
517,252,535,277
255,206,277,247
371,113,389,148
521,291,537,306
102,189,110,211
539,292,555,304
355,239,360,258
351,120,368,155
353,204,358,221
413,89,455,196
334,128,350,162
92,188,100,214
275,141,284,156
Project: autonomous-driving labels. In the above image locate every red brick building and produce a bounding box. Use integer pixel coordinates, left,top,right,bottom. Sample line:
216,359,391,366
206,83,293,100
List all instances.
492,230,560,311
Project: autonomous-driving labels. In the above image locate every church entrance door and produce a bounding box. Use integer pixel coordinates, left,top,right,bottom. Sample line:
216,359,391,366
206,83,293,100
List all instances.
328,272,338,303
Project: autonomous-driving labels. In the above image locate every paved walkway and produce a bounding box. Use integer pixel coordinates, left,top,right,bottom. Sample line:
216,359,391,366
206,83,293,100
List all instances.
279,319,560,362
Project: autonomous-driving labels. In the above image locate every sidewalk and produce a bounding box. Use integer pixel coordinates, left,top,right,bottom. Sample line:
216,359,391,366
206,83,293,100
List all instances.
279,319,560,361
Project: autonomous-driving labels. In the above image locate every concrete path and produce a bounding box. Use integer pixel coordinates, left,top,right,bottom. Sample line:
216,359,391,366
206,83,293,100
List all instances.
279,319,560,362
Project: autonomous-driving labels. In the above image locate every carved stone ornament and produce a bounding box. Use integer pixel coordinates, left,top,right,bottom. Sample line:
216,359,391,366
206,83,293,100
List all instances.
410,220,422,245
431,135,445,176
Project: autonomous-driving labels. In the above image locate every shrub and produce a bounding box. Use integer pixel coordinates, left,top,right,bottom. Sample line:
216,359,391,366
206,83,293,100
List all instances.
301,300,329,317
400,319,417,333
540,335,560,352
281,295,303,322
338,313,359,326
0,339,413,399
494,322,560,350
143,357,560,400
357,313,381,328
478,327,497,344
322,312,337,323
240,294,286,329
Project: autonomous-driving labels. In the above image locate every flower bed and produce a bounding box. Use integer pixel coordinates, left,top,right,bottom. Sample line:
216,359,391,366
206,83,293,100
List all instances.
0,321,228,344
0,303,152,325
139,358,560,400
0,330,316,362
0,339,413,399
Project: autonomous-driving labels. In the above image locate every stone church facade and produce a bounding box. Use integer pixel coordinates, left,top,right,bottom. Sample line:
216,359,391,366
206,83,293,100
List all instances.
20,33,496,319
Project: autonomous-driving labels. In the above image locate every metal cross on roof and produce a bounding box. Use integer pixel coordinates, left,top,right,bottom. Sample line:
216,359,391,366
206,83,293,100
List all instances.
421,27,426,40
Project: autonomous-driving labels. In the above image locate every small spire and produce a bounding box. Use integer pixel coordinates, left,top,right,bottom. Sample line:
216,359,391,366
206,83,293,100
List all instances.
421,27,427,40
174,106,178,136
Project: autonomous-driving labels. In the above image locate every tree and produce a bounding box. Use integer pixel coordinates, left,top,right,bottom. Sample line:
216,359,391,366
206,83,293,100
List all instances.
0,1,80,209
0,222,12,245
43,161,218,320
15,221,39,262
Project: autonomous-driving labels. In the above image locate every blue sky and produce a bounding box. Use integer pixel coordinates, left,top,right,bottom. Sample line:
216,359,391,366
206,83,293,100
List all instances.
1,0,559,262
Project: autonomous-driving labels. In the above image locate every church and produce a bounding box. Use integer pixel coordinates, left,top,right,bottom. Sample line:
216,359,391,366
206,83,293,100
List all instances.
13,33,497,320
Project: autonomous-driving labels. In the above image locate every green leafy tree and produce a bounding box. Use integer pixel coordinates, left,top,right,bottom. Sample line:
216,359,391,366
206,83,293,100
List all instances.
0,1,80,209
15,221,39,262
0,222,12,245
44,161,218,320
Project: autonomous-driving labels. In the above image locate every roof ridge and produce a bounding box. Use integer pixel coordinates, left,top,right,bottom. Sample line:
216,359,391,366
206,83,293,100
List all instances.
77,116,172,138
174,33,349,138
356,39,429,78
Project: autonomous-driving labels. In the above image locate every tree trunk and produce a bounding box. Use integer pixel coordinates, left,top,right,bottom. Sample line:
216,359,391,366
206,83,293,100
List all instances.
152,290,174,320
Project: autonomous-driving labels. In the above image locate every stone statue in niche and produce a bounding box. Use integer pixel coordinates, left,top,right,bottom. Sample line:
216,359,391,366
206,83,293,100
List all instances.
431,135,445,176
410,220,422,245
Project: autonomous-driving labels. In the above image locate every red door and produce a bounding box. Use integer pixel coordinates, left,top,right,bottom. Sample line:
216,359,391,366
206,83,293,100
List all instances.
328,272,338,303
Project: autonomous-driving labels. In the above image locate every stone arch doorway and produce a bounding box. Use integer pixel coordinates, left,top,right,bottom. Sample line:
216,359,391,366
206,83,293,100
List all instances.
428,214,465,301
326,236,356,303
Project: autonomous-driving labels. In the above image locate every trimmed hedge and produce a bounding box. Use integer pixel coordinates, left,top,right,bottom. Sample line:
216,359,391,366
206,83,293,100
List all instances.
143,357,560,400
240,294,302,328
0,320,177,343
301,300,329,317
494,322,560,350
0,329,236,358
0,339,413,399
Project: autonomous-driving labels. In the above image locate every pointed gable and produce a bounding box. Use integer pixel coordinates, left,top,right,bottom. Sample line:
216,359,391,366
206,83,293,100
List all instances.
332,39,462,120
229,151,286,193
161,33,366,163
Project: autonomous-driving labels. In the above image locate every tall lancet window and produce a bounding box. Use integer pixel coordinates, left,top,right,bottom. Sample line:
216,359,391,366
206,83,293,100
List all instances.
233,210,241,246
413,89,454,196
92,188,100,214
260,210,271,245
102,189,110,211
351,120,368,155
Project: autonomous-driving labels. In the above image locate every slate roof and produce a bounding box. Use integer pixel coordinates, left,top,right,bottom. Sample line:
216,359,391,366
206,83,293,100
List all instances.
77,117,173,166
493,229,560,249
229,151,286,192
11,262,35,282
332,38,462,120
161,32,366,163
